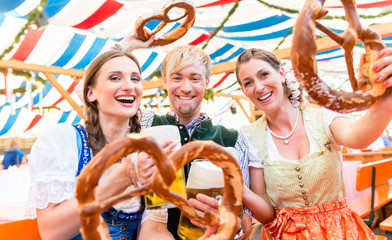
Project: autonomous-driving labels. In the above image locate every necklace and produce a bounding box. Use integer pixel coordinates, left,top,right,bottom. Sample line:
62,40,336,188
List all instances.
269,108,299,145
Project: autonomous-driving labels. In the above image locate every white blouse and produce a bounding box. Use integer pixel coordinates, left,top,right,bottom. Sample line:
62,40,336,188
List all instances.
241,108,352,168
26,123,167,223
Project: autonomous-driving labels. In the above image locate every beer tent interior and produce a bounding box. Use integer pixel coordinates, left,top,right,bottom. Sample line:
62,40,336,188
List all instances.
1,0,392,138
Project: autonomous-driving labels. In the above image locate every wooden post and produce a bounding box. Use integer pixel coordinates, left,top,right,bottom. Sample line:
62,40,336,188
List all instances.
42,72,86,120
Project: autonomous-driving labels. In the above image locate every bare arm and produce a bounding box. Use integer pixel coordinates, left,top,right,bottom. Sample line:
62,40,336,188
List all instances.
36,160,134,240
36,200,81,240
331,48,392,149
244,167,275,224
37,141,176,239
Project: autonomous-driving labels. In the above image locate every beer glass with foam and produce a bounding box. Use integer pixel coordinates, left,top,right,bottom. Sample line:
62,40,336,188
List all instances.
177,147,240,239
141,125,187,209
177,160,224,240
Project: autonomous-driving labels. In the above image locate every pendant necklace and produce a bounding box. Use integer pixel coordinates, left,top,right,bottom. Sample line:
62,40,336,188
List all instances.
269,108,299,145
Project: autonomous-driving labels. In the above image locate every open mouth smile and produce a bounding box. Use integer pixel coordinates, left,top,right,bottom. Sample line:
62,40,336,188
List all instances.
115,96,135,105
257,92,272,101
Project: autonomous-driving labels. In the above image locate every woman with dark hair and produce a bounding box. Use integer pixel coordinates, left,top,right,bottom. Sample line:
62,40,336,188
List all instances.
236,47,392,239
26,49,175,240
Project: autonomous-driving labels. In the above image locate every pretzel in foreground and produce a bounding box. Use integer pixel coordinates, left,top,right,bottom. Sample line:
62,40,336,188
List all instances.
135,0,195,47
291,0,386,113
75,134,243,240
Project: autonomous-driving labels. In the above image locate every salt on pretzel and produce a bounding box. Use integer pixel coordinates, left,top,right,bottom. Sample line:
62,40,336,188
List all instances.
135,0,195,47
75,134,243,240
291,0,386,113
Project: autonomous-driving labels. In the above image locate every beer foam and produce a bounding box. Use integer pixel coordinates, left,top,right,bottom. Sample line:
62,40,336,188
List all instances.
141,125,181,151
186,160,224,189
225,147,239,164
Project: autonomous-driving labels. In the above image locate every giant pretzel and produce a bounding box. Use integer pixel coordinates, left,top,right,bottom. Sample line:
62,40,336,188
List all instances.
135,0,195,46
75,134,243,240
291,0,387,113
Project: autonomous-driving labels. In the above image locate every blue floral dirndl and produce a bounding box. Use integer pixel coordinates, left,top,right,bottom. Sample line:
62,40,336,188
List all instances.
72,124,143,240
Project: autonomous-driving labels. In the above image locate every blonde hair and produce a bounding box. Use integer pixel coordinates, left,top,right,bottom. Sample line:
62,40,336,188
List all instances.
161,45,211,80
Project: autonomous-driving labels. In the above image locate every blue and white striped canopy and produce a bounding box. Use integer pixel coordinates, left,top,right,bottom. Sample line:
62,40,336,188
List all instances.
1,0,392,136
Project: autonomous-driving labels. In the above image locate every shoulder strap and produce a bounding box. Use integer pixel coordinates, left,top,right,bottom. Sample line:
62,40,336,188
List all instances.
302,108,330,150
72,124,92,176
248,115,268,164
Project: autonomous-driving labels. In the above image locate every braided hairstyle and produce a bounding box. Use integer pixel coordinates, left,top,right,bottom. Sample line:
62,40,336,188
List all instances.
82,50,142,155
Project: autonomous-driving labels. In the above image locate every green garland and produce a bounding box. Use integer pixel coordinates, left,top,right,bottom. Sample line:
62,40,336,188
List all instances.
0,68,46,85
202,0,242,50
0,0,48,59
274,26,293,50
0,0,48,96
0,84,39,94
203,0,392,51
255,0,392,20
32,106,60,113
0,68,46,95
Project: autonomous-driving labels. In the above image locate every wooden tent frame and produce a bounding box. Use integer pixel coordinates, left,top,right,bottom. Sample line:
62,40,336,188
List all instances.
1,22,392,122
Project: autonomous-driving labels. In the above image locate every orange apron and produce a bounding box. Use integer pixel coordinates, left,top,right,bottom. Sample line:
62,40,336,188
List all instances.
261,199,375,240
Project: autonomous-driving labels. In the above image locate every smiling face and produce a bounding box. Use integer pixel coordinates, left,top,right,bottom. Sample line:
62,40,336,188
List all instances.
161,45,211,124
163,62,208,123
238,58,286,112
86,56,143,121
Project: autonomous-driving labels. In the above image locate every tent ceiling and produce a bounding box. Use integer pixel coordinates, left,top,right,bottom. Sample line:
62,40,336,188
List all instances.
0,0,392,137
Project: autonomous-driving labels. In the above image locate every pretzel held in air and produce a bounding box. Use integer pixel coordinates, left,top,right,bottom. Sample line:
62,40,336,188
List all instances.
135,0,195,47
291,0,386,113
75,134,243,240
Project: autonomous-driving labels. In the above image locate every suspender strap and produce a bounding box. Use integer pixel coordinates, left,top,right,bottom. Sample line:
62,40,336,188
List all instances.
72,124,92,176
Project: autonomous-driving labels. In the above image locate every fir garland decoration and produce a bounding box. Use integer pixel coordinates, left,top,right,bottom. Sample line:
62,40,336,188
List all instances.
274,26,293,50
0,0,48,59
0,0,48,96
202,0,242,50
255,0,392,20
0,85,39,94
0,68,46,95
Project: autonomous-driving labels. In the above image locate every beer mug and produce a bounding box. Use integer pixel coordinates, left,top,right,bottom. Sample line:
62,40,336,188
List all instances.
141,125,187,209
177,160,225,240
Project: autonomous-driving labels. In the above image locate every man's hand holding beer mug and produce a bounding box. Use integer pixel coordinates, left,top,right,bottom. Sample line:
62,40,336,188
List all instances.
128,140,177,187
140,125,187,209
177,149,250,240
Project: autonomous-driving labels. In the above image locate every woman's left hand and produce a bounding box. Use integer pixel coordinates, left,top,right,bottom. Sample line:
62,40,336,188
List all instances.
371,47,392,112
373,47,392,87
132,140,177,186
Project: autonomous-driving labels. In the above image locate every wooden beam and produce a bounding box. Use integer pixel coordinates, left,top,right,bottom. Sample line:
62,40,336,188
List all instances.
0,59,85,77
214,92,247,100
42,72,86,120
235,98,252,123
1,59,163,90
143,79,163,90
249,100,256,123
211,21,392,75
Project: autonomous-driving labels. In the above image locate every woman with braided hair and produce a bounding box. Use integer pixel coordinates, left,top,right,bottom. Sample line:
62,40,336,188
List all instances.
26,48,175,239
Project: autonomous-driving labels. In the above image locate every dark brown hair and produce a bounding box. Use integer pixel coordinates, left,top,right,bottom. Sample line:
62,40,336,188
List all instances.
83,50,142,154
